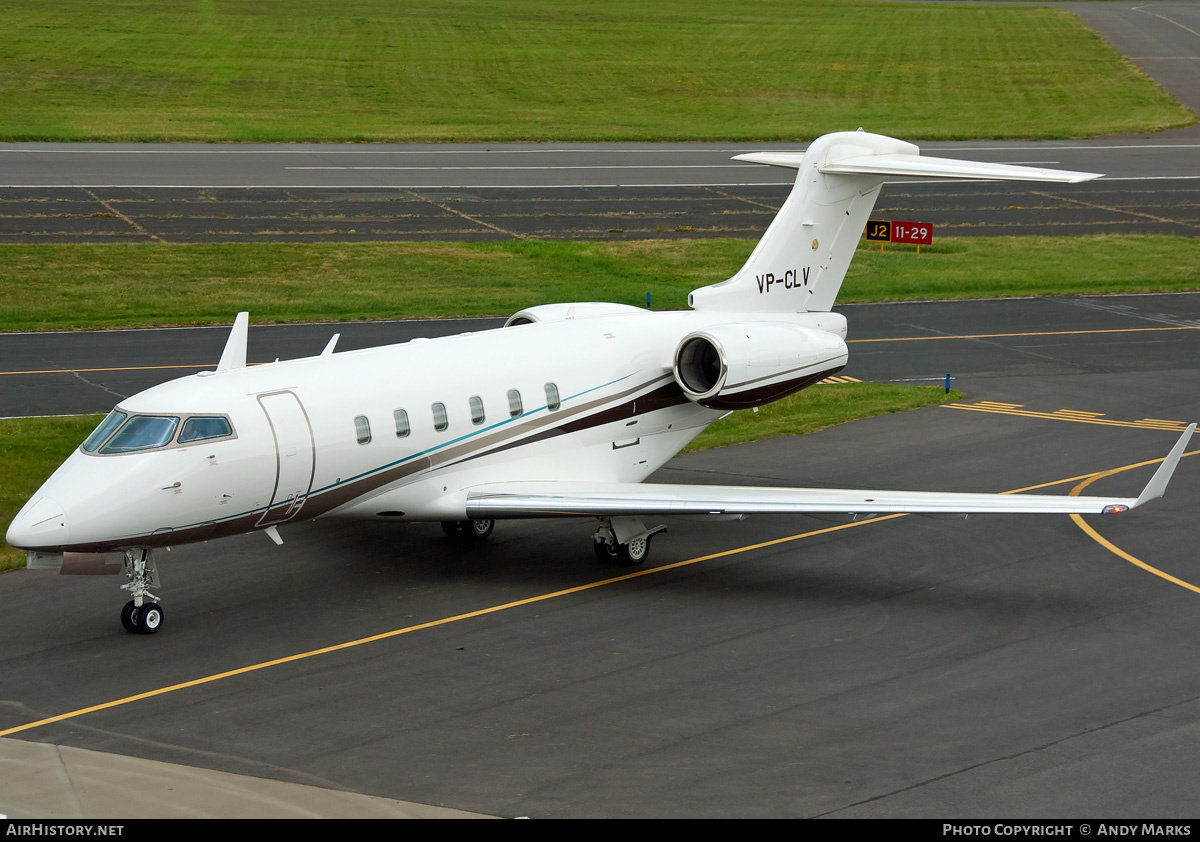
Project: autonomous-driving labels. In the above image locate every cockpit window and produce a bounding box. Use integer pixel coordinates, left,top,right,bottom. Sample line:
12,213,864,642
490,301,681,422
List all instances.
178,416,233,444
81,410,128,453
99,415,180,454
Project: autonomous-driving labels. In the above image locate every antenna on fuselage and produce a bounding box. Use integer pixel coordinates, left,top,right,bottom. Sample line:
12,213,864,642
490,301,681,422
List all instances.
216,312,250,372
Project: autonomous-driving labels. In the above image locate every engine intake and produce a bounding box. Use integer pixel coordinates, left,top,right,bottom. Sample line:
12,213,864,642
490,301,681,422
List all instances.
672,323,848,410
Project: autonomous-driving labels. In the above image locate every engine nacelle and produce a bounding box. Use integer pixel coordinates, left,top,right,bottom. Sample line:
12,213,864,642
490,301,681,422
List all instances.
672,322,848,410
505,302,648,327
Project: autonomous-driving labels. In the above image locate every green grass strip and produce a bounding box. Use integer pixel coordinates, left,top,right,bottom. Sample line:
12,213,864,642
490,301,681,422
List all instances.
1,236,1197,332
0,0,1189,142
0,414,102,571
682,383,963,453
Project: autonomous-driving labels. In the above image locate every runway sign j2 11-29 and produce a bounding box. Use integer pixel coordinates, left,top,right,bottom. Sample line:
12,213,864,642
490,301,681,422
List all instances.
865,219,933,251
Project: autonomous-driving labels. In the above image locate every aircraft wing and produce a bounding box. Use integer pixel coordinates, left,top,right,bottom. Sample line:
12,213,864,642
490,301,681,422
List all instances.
465,425,1193,519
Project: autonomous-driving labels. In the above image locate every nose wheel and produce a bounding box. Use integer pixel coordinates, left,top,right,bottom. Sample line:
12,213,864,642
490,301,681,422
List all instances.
120,599,165,634
119,548,164,635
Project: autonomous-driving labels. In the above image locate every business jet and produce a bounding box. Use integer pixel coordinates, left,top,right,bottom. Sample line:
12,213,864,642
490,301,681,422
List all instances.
7,130,1193,635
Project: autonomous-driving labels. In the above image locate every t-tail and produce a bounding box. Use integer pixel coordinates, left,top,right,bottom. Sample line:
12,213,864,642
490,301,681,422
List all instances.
688,130,1101,314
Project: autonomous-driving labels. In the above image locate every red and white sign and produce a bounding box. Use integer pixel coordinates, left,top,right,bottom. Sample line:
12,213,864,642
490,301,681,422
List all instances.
888,221,932,245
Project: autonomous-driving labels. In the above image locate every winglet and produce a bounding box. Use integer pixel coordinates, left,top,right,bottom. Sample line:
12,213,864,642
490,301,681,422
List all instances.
1133,423,1195,508
216,312,249,372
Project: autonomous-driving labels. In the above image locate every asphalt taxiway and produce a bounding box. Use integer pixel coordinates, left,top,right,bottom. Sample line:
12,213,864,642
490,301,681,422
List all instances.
2,294,1200,818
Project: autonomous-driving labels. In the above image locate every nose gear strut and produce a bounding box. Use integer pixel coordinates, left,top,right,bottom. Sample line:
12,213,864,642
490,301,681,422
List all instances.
119,548,164,634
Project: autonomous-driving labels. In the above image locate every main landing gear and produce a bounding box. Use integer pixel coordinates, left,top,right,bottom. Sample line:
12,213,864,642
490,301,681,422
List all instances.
119,548,164,635
592,517,667,566
441,519,495,541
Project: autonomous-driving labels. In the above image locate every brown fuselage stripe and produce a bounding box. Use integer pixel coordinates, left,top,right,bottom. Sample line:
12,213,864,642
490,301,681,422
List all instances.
699,366,845,411
61,373,687,552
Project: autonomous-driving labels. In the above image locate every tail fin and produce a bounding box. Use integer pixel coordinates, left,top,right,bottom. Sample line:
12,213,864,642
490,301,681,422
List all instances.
688,130,1101,314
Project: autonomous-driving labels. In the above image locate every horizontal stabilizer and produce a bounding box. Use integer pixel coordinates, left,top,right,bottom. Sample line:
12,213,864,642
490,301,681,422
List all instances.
822,153,1101,183
733,151,1101,183
732,151,806,169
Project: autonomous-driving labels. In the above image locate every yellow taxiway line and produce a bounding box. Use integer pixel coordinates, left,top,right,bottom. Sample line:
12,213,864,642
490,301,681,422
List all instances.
5,441,1196,738
1069,457,1200,596
0,515,906,738
944,402,1191,432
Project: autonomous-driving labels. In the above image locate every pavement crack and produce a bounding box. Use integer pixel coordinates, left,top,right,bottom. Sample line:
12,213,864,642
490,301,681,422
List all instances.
1056,297,1200,327
70,369,127,401
813,690,1200,817
82,188,166,242
400,188,528,239
703,186,781,213
1028,189,1200,232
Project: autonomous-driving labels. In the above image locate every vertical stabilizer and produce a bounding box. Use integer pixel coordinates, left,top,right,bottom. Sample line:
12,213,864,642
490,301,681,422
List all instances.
689,131,907,314
688,131,1100,314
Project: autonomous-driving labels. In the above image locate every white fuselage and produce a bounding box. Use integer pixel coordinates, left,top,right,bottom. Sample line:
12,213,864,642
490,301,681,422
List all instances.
8,308,848,554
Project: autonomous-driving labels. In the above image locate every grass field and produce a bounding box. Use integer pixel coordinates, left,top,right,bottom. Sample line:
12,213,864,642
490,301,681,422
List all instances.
0,0,1190,142
682,383,963,454
0,235,1196,331
0,414,101,571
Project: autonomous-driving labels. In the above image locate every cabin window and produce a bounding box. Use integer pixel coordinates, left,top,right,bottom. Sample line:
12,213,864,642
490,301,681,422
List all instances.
178,416,233,444
507,389,523,418
82,409,128,453
545,382,561,412
469,396,485,426
354,415,372,445
432,402,448,432
394,409,410,438
99,415,180,455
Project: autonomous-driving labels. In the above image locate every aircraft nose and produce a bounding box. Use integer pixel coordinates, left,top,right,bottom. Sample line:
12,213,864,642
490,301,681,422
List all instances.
6,495,70,550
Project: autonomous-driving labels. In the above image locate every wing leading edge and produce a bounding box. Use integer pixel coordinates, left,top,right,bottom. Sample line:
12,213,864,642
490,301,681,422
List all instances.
465,425,1194,520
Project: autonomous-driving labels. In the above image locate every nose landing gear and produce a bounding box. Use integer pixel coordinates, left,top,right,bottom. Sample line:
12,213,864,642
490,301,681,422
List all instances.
119,548,164,634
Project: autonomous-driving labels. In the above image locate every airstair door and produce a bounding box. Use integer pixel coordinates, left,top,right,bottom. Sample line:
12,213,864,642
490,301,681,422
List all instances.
256,390,316,527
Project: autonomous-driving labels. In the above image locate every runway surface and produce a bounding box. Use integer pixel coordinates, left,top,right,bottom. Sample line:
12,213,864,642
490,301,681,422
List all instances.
3,294,1200,818
1,138,1198,242
1,3,1197,243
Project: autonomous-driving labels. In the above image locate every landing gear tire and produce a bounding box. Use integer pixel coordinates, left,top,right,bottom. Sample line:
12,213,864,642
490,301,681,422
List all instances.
594,535,651,566
136,602,165,635
120,600,139,633
593,539,621,563
442,519,495,541
467,519,494,541
620,535,650,565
